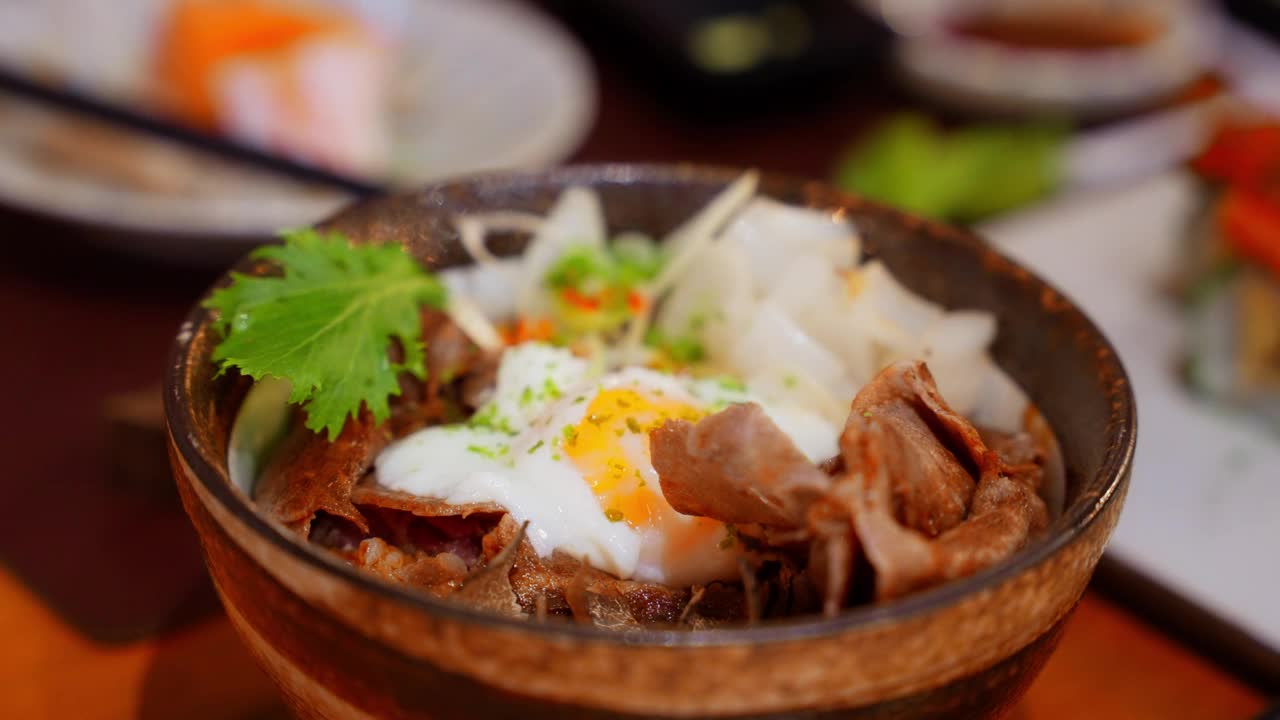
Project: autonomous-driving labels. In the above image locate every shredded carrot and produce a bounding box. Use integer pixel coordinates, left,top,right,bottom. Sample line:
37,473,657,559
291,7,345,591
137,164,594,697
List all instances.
561,288,602,312
500,317,556,345
1219,188,1280,278
1193,124,1280,191
626,290,648,314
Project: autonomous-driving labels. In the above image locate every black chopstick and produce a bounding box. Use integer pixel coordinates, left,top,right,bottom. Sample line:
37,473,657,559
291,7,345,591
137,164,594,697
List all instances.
0,64,386,197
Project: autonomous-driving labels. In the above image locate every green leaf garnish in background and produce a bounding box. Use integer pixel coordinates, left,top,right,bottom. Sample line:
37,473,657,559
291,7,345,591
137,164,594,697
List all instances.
834,113,1069,223
205,229,448,440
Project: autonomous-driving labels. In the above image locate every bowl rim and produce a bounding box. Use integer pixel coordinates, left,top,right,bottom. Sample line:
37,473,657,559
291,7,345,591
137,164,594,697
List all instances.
164,162,1136,648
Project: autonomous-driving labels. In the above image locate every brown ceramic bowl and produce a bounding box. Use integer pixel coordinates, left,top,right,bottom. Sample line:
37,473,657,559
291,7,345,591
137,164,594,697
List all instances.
164,165,1135,719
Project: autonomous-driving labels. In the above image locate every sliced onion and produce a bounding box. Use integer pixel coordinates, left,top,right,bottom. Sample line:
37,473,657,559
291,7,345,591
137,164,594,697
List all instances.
918,311,997,360
654,241,755,365
721,197,859,295
732,302,855,405
440,258,522,321
459,211,545,235
967,358,1030,434
847,261,944,357
453,215,499,265
516,187,606,318
803,307,879,390
746,366,850,427
650,171,758,297
446,293,503,352
765,252,877,387
923,354,988,418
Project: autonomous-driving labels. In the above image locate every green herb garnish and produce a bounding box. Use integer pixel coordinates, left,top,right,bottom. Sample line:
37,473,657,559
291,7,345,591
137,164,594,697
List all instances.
645,328,707,365
604,508,625,523
528,440,545,455
205,229,447,440
469,404,517,436
716,376,747,393
834,113,1067,223
543,241,663,337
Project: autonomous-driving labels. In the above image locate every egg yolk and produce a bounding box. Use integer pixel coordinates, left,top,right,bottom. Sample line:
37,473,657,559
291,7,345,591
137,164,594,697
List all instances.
564,388,727,562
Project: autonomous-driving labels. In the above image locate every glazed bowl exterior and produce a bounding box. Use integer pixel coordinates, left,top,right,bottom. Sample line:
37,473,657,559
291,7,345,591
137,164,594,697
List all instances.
165,165,1135,719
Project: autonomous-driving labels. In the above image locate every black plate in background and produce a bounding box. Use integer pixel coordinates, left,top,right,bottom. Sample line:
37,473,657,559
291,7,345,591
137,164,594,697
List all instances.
539,0,891,115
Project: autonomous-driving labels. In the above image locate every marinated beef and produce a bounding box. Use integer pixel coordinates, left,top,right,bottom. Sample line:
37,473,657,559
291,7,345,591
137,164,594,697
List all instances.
649,360,1049,607
353,537,469,596
839,363,1048,600
255,309,498,538
353,479,503,519
453,519,527,617
651,402,831,527
845,362,987,538
261,325,1052,619
255,409,389,535
478,515,747,627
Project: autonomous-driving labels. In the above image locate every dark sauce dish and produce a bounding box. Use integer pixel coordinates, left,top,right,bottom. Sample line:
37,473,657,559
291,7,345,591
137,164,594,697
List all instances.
165,165,1135,718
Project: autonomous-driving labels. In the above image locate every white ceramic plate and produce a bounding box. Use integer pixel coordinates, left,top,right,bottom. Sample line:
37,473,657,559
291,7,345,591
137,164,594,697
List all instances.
0,0,596,263
871,0,1221,118
981,173,1280,653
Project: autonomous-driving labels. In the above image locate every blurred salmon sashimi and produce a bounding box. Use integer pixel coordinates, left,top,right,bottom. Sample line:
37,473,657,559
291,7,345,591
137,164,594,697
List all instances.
153,0,391,174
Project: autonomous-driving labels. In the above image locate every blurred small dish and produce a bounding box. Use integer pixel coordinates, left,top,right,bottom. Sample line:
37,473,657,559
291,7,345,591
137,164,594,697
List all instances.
871,0,1220,118
0,0,595,264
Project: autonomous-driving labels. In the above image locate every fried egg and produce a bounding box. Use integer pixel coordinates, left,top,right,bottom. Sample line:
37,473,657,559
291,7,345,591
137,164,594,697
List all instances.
375,343,838,586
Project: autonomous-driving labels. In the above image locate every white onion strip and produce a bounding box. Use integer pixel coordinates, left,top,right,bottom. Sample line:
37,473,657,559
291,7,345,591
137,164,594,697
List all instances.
454,215,499,265
446,294,503,351
621,171,760,359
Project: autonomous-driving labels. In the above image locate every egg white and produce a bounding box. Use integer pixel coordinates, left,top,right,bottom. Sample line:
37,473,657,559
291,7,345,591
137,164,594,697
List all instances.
374,343,838,585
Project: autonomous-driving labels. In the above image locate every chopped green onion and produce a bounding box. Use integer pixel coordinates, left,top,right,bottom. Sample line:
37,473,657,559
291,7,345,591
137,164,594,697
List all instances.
716,376,747,393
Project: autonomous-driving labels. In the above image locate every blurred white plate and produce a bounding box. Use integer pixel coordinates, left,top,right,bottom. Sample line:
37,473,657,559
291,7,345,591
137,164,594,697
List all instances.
871,0,1220,118
982,173,1280,653
0,0,595,264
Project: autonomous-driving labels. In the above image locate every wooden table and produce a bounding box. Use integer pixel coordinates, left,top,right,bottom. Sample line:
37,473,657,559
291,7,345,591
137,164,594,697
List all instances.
0,19,1270,719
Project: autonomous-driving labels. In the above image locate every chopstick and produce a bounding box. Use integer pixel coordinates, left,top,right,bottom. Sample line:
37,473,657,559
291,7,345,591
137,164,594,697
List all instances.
0,64,386,197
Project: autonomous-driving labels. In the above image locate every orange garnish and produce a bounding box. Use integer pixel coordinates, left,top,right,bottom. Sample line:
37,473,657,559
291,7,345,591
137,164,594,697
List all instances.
1218,188,1280,278
561,288,602,312
154,0,353,127
626,290,648,313
500,317,556,346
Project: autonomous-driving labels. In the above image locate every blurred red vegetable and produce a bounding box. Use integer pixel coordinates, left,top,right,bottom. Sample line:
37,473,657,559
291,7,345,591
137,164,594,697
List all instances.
1218,188,1280,278
1193,124,1280,192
